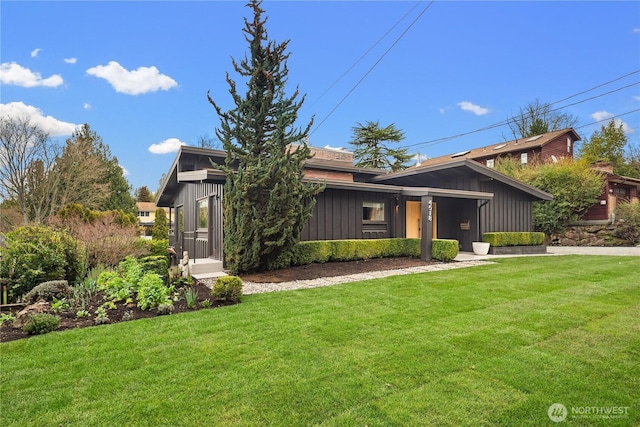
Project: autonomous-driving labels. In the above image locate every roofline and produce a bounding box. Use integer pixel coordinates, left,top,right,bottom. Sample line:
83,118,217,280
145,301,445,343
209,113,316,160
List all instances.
373,158,553,201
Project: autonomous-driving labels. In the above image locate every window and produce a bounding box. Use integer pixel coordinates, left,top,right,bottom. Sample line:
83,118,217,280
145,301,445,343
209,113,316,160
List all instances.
137,211,149,217
521,152,528,164
177,206,184,234
613,186,629,198
198,198,208,229
567,137,572,153
486,158,495,168
363,201,385,221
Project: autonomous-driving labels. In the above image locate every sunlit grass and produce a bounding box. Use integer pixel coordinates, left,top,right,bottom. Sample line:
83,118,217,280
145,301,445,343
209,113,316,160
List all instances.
1,256,638,426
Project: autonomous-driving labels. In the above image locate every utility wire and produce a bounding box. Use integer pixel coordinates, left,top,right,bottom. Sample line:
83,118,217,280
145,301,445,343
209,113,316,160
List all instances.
310,1,435,136
400,74,640,151
305,1,424,112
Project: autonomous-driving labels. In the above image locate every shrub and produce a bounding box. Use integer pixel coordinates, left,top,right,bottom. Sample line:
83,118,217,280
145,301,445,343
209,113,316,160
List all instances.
136,273,171,310
157,302,174,315
24,280,71,304
431,239,459,262
0,225,83,299
118,256,144,288
615,201,640,244
211,276,243,303
22,313,60,335
139,255,169,284
483,232,545,247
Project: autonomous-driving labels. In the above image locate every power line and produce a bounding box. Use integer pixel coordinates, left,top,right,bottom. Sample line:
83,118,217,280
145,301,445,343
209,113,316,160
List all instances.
310,1,435,136
304,1,424,112
400,74,640,151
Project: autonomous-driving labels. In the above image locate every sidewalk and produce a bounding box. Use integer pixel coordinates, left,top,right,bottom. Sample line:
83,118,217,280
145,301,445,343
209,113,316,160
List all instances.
455,245,640,261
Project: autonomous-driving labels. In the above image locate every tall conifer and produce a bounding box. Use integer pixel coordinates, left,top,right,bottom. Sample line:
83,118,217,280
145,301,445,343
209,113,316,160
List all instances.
208,0,322,274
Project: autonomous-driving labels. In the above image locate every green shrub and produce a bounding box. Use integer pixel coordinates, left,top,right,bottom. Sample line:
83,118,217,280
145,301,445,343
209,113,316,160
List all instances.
136,273,171,310
97,273,133,303
482,232,545,247
615,201,640,244
22,313,60,335
431,239,459,262
139,255,169,283
211,276,243,303
24,280,71,304
0,225,83,299
118,256,144,288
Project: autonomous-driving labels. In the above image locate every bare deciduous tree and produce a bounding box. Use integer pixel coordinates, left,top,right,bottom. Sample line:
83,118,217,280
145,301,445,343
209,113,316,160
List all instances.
506,99,578,139
0,116,59,224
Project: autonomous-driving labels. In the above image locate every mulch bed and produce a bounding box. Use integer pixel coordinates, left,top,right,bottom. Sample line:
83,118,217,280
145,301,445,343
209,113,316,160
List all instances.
1,257,431,343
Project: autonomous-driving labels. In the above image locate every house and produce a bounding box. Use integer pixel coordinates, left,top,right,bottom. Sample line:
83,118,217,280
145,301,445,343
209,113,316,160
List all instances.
415,128,640,223
416,128,580,169
580,161,640,222
136,202,169,237
156,145,551,270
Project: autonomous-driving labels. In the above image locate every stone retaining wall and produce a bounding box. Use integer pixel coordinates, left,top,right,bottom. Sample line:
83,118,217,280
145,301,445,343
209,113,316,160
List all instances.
548,222,629,246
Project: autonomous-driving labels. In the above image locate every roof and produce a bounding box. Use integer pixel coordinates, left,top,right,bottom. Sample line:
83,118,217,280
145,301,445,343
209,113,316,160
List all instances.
373,158,553,201
415,128,580,168
136,202,158,212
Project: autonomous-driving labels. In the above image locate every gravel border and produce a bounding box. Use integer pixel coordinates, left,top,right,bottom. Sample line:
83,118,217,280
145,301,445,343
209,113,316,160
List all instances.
199,260,492,295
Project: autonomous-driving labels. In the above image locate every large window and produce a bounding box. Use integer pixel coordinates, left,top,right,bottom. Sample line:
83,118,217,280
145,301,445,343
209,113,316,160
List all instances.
198,198,208,229
363,201,385,221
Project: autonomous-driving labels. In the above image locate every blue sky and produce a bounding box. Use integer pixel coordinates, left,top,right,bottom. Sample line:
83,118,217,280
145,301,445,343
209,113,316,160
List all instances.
2,1,639,193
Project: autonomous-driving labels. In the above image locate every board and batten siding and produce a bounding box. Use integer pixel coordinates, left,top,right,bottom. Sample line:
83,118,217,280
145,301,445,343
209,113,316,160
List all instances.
172,182,224,260
301,188,393,241
479,180,533,233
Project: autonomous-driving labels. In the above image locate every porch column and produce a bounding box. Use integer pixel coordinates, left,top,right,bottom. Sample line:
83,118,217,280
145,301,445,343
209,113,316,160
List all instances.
421,195,433,261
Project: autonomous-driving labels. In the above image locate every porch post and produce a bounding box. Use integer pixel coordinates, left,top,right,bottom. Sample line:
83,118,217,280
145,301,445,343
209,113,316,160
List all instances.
421,195,433,261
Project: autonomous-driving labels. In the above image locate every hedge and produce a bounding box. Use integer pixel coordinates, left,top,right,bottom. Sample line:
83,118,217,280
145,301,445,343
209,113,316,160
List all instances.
269,238,422,270
431,239,459,262
482,232,545,247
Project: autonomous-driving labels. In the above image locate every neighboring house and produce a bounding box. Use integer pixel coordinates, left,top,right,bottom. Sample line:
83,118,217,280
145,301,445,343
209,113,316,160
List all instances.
416,128,580,169
415,128,640,223
580,161,640,222
156,145,552,265
136,202,169,236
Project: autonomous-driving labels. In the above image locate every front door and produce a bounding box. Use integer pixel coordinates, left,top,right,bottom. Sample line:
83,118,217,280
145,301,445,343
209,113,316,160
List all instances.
406,201,437,238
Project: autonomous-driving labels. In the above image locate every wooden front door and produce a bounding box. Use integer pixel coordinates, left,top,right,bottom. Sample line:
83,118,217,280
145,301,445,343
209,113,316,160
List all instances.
406,201,437,239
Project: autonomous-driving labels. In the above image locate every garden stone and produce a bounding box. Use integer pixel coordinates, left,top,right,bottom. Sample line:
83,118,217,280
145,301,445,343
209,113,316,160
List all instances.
13,300,49,328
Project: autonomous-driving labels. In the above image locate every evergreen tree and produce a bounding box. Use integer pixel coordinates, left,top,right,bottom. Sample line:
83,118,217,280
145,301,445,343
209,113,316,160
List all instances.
507,99,578,139
208,0,323,274
152,208,169,240
135,186,154,202
350,121,411,171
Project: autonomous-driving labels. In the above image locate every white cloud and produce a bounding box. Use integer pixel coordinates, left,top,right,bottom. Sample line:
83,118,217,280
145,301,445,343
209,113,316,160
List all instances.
634,96,640,101
457,101,490,116
120,165,130,176
31,48,42,58
633,28,640,33
0,101,79,136
83,103,92,110
591,110,633,133
64,57,77,64
86,61,178,95
0,62,64,87
148,138,186,154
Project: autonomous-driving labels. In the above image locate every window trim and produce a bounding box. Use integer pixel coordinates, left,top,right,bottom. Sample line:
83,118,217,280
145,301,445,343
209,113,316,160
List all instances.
362,201,385,223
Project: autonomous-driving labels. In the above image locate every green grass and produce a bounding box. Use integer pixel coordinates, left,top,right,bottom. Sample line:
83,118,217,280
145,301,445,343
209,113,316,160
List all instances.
1,255,639,426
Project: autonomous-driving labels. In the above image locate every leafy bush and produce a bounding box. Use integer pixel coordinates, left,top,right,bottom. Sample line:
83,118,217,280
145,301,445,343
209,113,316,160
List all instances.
97,273,132,303
22,313,60,335
211,276,243,303
139,255,169,284
615,201,640,244
0,225,83,299
136,273,171,310
118,256,144,289
24,280,72,304
482,232,545,247
431,239,459,262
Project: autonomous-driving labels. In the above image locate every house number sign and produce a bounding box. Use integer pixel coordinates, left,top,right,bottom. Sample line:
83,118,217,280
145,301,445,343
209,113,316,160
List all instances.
427,200,432,222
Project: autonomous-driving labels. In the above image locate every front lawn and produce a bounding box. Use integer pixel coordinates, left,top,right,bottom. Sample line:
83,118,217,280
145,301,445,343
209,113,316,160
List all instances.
1,256,638,426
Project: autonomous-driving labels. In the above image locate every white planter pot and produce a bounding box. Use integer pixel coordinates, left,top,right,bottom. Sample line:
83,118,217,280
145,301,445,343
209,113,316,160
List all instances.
472,242,490,255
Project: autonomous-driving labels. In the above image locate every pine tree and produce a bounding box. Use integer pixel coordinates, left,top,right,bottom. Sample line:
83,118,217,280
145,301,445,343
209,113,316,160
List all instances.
350,121,411,171
135,186,154,202
208,0,323,274
152,208,169,240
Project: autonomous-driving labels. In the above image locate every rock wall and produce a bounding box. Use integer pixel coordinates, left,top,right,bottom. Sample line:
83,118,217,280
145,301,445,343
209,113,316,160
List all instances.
548,222,631,246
